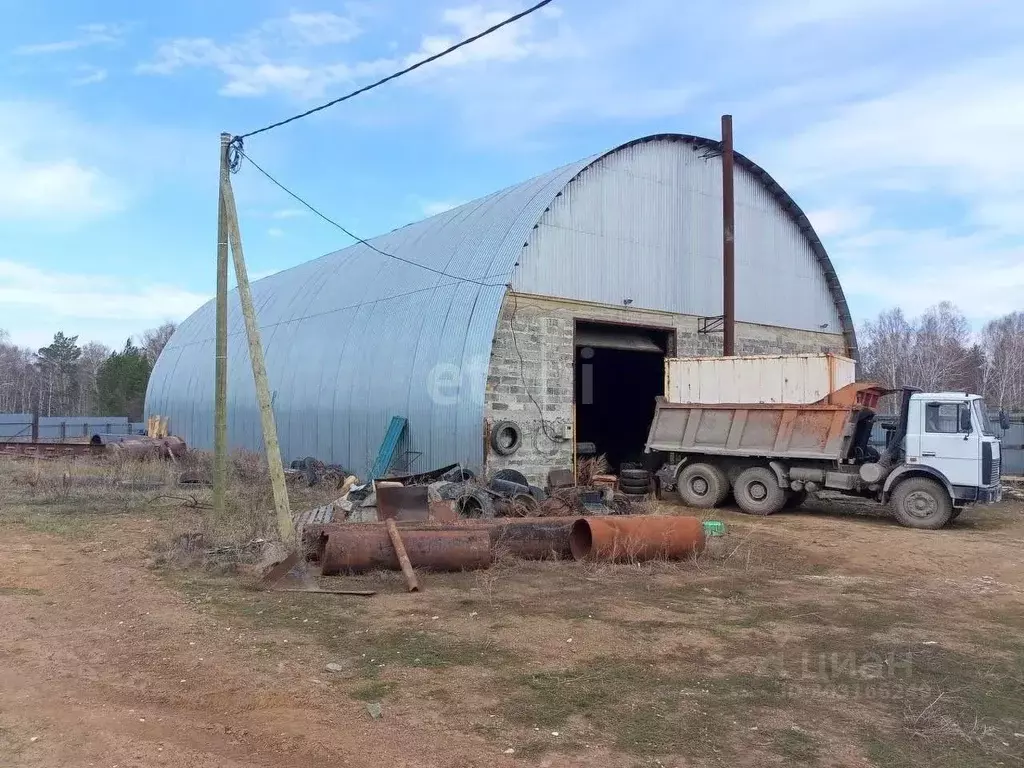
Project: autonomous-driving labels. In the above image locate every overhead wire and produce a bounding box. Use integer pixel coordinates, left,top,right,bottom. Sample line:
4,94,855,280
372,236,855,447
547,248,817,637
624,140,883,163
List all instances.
508,288,562,442
234,0,554,141
234,145,513,288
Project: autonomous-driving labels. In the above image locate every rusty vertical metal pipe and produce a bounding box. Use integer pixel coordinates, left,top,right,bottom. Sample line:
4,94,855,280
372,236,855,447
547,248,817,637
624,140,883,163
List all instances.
385,518,420,592
569,515,705,562
721,114,736,357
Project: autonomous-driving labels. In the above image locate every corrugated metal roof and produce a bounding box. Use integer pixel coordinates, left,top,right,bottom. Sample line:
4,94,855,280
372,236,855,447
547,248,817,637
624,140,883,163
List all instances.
146,156,593,475
145,134,857,474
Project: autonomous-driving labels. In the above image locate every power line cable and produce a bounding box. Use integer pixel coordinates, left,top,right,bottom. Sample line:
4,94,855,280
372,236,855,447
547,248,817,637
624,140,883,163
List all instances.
234,146,513,287
235,0,554,141
508,288,562,442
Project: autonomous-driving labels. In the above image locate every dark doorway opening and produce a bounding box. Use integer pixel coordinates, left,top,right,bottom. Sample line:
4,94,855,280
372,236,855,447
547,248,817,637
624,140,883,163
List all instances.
574,321,671,471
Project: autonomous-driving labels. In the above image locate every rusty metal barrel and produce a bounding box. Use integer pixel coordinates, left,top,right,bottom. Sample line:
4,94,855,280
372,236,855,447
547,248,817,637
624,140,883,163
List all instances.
320,526,491,575
569,515,705,562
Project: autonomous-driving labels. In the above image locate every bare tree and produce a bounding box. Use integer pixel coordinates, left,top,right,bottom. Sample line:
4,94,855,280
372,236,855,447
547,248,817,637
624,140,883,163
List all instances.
76,341,113,415
980,312,1024,409
860,303,980,405
138,322,177,364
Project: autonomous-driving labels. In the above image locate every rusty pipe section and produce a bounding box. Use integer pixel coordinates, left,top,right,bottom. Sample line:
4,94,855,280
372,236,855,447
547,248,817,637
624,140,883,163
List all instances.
320,526,491,575
569,515,705,562
486,518,574,560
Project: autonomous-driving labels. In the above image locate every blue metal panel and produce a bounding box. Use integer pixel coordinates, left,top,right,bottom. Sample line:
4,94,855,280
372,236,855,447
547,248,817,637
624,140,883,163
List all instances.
146,134,856,476
369,416,408,480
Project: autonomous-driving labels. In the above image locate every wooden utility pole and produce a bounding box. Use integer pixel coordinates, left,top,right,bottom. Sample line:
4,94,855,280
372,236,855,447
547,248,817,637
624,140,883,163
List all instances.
219,142,295,543
721,114,736,357
214,134,230,519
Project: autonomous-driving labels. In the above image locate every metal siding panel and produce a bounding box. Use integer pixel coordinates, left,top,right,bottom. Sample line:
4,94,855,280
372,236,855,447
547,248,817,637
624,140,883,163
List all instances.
514,139,842,333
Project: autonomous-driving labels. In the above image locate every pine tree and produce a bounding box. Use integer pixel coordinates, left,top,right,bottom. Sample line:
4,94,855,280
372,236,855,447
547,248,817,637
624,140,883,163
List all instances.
96,339,152,420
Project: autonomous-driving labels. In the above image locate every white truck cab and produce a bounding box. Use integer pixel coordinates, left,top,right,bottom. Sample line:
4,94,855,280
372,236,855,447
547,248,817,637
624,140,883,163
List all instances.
891,393,1002,507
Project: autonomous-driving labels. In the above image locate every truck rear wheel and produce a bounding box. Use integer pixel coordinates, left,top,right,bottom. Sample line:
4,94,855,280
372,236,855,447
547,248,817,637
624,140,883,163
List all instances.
734,467,787,516
891,477,952,529
677,463,729,508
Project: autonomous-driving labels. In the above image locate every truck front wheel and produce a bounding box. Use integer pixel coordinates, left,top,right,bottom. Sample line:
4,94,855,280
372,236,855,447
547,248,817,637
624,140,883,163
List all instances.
891,477,953,529
677,463,729,508
734,467,787,516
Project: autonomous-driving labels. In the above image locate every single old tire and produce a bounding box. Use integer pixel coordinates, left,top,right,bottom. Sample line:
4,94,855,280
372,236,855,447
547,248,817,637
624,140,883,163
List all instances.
619,468,650,482
677,463,730,508
734,466,787,516
891,477,953,529
492,468,529,487
490,421,523,456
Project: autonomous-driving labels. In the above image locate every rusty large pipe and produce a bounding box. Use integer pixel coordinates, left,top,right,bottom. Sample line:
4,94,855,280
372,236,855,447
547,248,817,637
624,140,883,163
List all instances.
320,527,491,575
312,518,574,563
486,518,574,560
569,515,705,562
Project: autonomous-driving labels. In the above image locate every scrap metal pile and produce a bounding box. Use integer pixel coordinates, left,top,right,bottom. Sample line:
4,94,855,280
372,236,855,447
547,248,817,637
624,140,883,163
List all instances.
291,462,713,592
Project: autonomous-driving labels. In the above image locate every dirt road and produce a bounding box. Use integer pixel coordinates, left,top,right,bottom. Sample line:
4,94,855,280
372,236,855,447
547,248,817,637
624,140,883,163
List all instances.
1,498,1022,767
0,529,517,768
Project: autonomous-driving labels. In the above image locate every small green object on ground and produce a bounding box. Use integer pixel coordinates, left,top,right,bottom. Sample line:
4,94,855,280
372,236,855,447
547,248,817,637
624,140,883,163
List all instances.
702,520,727,537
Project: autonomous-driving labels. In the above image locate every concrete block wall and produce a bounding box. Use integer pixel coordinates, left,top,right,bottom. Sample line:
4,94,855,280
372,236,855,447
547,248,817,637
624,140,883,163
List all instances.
484,293,847,484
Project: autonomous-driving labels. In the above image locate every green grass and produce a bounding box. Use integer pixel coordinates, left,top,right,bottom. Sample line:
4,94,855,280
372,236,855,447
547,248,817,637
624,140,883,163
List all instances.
0,587,43,596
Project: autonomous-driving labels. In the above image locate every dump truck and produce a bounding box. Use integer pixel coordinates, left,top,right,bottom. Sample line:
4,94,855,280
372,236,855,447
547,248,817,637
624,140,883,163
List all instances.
646,355,1005,529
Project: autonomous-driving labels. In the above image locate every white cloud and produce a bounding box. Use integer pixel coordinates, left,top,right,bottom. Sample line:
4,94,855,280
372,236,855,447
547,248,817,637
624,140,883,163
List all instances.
138,11,373,99
767,54,1024,202
137,4,580,102
806,205,873,238
0,102,123,220
267,227,285,237
832,228,1024,321
70,66,108,86
0,260,208,339
14,23,127,55
270,208,306,219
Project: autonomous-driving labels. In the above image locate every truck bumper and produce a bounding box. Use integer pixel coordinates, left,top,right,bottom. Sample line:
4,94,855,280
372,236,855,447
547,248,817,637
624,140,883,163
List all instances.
953,484,1001,504
980,485,1002,503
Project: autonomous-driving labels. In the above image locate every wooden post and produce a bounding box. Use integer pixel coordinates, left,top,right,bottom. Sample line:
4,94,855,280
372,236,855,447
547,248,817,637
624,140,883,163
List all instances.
214,133,230,520
220,147,295,543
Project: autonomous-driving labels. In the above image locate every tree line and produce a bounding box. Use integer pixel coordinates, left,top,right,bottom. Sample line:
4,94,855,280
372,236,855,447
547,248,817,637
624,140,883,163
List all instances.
0,323,176,421
860,303,1024,411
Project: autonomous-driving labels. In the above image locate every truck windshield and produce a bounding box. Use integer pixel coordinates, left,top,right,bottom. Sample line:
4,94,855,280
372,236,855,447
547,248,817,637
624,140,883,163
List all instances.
974,400,994,436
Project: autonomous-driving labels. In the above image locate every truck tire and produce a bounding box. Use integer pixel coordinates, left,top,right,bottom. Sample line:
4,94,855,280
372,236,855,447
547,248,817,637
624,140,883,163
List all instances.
677,463,729,508
734,467,787,516
891,477,952,529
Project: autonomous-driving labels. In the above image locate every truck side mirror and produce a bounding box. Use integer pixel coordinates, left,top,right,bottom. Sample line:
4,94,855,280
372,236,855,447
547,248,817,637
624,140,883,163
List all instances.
1000,410,1011,431
959,407,972,433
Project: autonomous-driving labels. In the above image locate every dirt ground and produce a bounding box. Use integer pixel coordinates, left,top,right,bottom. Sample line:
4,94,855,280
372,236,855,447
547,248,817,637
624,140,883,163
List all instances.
1,460,1022,767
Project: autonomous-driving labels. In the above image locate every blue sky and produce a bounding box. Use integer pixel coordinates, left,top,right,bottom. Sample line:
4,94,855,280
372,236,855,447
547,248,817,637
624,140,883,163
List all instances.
1,0,1022,349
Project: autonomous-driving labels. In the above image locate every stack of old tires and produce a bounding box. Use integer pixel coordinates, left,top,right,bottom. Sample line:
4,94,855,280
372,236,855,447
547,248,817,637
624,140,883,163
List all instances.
618,466,653,498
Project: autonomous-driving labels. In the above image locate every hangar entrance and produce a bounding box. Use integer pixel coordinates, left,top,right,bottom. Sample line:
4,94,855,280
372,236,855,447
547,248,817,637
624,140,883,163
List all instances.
573,320,673,472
